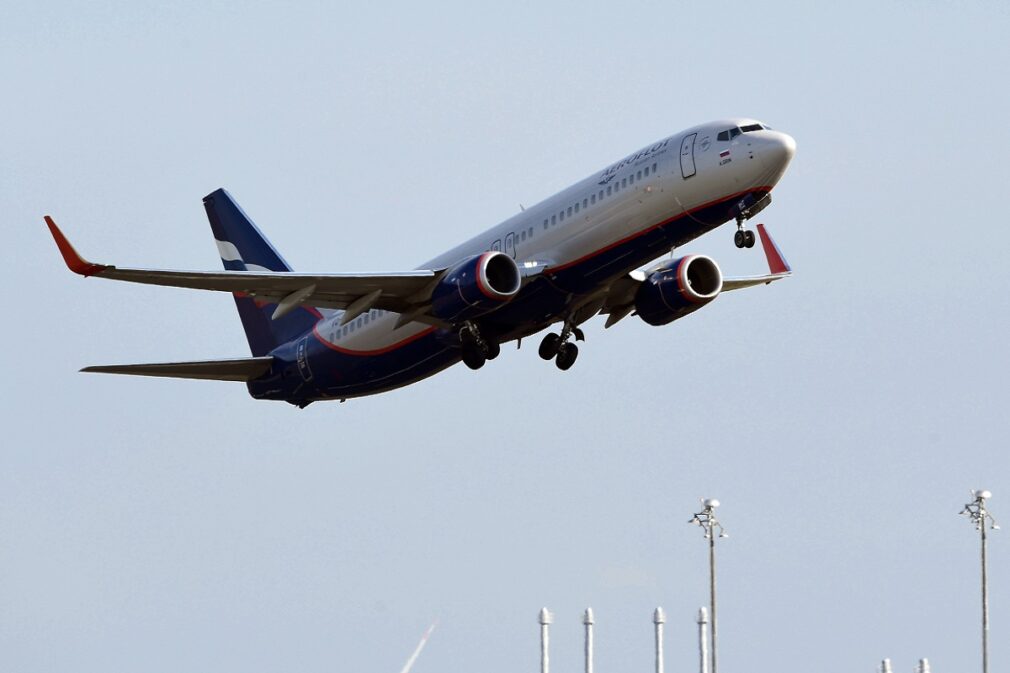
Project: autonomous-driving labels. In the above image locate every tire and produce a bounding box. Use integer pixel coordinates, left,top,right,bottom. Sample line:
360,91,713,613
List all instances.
744,230,756,248
734,230,746,248
484,341,501,360
539,333,561,360
462,347,485,370
555,343,578,371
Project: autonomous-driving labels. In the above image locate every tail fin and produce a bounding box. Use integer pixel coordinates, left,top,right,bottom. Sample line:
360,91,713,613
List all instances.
203,188,321,356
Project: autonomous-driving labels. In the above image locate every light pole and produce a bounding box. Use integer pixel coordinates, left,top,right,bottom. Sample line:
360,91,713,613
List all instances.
690,498,727,673
960,489,999,673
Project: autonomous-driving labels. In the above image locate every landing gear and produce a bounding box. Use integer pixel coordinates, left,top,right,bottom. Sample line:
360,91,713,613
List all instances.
539,321,584,370
733,218,756,249
459,322,499,370
539,333,561,360
555,342,579,370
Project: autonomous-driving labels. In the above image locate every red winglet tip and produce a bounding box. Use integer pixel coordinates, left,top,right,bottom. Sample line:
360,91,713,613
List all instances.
44,216,106,277
755,223,791,275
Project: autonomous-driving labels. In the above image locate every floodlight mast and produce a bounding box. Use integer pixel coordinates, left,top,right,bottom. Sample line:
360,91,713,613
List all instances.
690,498,727,673
960,489,999,673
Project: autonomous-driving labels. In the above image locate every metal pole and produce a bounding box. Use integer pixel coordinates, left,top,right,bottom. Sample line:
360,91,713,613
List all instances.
654,607,665,673
539,608,552,673
709,533,717,673
584,608,594,673
982,521,989,673
697,607,710,673
961,489,998,673
879,658,892,673
690,499,726,673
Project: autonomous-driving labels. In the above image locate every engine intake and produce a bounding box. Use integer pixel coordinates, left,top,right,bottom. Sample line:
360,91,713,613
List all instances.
635,255,723,326
430,251,522,323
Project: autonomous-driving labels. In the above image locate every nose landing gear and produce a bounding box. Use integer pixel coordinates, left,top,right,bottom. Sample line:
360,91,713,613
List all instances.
538,321,584,371
734,218,756,249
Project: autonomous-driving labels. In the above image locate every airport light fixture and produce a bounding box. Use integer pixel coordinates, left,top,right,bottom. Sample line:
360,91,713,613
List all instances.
690,498,727,673
960,489,999,673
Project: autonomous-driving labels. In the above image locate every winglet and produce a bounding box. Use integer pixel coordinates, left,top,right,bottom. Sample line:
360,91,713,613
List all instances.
44,216,109,277
755,223,791,275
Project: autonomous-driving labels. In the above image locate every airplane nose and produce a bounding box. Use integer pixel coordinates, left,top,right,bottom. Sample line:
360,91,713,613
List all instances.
762,131,796,171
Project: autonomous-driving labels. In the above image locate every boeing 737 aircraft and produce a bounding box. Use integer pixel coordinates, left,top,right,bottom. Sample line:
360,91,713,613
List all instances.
47,118,795,406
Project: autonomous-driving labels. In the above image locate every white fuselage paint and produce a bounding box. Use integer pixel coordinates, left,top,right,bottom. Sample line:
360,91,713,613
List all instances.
314,118,795,353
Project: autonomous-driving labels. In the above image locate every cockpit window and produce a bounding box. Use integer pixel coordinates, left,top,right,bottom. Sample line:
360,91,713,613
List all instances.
717,127,742,141
740,123,764,132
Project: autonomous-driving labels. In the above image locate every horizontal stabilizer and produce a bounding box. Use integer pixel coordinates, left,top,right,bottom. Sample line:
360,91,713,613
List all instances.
81,357,273,382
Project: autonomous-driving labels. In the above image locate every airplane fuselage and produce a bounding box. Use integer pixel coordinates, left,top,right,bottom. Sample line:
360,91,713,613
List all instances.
250,119,796,403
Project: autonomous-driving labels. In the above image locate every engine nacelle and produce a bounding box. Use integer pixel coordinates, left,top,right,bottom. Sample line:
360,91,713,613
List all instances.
634,255,723,326
430,251,522,323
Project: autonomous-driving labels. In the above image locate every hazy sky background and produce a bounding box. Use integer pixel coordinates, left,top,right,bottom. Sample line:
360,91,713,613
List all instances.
2,1,1009,672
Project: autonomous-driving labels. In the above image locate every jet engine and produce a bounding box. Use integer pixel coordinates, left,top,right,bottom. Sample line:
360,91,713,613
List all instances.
634,255,723,326
430,251,522,323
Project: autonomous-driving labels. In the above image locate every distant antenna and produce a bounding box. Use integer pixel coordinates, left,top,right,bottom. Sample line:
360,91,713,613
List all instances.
960,489,999,673
917,658,931,673
539,608,552,673
878,658,892,673
696,607,709,673
584,608,594,673
690,498,727,673
398,621,437,673
653,607,665,673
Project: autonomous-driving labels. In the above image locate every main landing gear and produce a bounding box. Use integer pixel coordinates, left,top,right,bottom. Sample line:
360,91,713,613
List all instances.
733,216,756,249
460,323,499,370
538,322,584,371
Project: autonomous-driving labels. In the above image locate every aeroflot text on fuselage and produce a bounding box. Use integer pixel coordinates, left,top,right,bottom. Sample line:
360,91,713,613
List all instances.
46,117,796,406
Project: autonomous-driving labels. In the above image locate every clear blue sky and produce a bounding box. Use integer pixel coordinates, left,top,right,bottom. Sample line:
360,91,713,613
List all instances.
2,1,1008,671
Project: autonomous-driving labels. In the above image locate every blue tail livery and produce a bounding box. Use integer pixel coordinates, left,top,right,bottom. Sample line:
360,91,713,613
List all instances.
46,118,796,406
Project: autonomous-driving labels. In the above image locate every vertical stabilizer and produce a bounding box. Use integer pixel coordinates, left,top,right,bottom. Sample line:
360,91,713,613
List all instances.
202,188,320,355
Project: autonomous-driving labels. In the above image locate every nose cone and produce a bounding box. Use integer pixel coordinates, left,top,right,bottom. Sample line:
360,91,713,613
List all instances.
759,131,796,185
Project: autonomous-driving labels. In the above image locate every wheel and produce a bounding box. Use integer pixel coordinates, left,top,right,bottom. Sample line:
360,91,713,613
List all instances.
483,340,500,360
462,347,486,370
555,343,578,371
539,333,561,360
744,230,756,248
733,230,746,248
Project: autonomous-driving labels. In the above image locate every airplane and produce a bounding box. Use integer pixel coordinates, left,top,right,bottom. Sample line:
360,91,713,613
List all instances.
46,118,796,407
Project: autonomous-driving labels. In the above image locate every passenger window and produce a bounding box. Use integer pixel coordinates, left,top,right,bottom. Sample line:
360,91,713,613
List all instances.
582,198,588,208
567,206,572,217
528,227,533,237
598,190,603,200
543,218,548,230
622,178,627,188
629,174,635,184
551,214,556,225
644,166,649,176
606,185,612,195
575,202,580,213
637,170,642,180
590,194,596,204
521,230,526,241
652,162,657,172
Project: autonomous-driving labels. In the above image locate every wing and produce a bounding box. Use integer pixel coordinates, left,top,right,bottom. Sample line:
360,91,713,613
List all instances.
46,216,445,324
600,223,792,328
